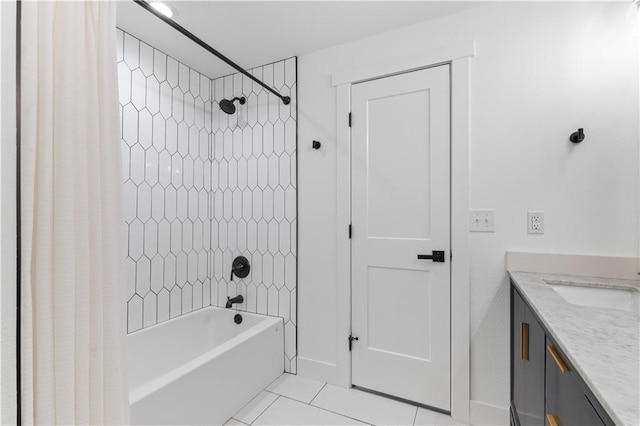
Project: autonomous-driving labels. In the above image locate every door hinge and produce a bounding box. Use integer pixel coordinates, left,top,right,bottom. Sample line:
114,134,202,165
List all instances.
348,334,359,351
348,112,352,127
450,251,453,261
348,224,352,239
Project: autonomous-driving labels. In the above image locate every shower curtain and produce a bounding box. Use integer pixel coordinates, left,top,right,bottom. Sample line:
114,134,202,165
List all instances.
20,1,129,424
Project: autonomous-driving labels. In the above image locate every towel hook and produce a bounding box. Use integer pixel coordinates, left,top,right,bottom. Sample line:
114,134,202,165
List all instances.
569,128,585,143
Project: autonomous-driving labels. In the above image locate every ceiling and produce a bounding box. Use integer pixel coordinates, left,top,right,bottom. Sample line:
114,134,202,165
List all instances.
115,1,483,79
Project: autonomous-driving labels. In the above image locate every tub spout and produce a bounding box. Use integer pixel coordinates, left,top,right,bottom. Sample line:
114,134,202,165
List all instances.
225,295,244,308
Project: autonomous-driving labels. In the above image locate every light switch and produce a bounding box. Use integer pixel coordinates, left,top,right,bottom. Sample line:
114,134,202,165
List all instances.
470,210,495,232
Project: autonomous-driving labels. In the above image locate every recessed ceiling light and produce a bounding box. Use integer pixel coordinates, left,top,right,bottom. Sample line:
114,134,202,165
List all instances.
150,2,176,19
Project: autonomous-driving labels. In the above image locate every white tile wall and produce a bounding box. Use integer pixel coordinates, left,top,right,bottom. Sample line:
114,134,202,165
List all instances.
211,59,298,373
118,30,297,373
118,29,212,332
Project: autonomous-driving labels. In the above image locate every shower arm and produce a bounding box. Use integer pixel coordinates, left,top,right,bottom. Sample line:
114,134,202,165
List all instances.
133,0,291,105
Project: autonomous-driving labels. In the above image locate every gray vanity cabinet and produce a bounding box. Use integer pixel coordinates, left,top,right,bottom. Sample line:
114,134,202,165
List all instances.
545,337,611,426
511,287,545,426
582,395,609,426
511,283,614,426
545,336,584,425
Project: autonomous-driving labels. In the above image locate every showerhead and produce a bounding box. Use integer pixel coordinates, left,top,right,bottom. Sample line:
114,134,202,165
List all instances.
219,96,246,115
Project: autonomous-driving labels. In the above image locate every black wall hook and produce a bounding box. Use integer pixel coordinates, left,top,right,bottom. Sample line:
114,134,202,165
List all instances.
312,140,321,149
570,128,585,143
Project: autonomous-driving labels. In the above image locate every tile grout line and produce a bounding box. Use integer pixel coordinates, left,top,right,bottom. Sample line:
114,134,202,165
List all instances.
230,390,270,424
275,393,372,425
248,394,281,425
311,384,420,425
308,382,327,405
262,377,425,426
264,388,279,397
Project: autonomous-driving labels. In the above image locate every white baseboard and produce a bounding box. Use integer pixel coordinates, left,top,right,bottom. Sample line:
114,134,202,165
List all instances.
506,251,640,281
470,400,509,425
297,356,349,387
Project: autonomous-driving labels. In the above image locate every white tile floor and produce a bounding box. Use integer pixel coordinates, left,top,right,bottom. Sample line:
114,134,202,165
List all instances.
225,373,468,426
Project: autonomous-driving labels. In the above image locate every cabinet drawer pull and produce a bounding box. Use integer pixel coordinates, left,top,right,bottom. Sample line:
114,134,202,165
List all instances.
547,344,570,373
546,414,561,426
520,322,529,360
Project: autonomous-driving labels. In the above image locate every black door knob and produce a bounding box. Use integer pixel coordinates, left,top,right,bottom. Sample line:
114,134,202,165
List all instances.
417,251,445,262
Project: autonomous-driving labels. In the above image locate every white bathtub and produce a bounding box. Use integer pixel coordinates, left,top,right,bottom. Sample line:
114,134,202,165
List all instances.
128,307,284,425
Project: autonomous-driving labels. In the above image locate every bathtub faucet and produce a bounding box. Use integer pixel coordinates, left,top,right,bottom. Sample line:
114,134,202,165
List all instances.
225,295,244,308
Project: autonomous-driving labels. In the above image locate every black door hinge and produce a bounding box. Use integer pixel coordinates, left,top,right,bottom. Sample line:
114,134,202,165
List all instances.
348,112,352,127
348,224,352,239
450,251,453,261
348,335,359,351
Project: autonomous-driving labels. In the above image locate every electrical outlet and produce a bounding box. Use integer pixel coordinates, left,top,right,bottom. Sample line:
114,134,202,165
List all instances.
528,211,544,234
470,210,495,232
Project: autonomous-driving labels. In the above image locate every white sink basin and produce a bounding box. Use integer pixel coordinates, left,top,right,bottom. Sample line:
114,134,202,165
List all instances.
544,280,640,314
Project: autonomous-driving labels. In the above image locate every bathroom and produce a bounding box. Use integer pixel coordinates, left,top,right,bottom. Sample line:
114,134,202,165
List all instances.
0,1,638,425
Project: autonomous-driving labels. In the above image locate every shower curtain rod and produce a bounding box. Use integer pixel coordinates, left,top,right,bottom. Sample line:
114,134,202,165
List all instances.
133,0,291,105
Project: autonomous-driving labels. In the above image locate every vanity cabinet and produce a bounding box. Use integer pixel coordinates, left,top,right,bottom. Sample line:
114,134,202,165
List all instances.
545,335,586,425
511,287,545,425
510,284,614,426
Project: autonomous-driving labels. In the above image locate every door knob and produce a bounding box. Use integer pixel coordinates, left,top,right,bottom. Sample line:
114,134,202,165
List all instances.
417,251,445,262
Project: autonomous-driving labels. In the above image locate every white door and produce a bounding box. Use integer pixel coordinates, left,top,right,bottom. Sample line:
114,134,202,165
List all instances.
350,65,451,410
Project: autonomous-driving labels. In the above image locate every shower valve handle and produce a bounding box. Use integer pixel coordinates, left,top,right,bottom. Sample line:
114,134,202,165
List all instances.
230,255,251,281
230,264,245,281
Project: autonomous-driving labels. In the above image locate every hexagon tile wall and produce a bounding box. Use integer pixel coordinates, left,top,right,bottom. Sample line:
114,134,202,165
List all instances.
211,59,297,373
117,28,298,373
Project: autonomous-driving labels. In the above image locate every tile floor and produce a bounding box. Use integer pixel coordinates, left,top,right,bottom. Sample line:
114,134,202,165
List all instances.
225,373,467,426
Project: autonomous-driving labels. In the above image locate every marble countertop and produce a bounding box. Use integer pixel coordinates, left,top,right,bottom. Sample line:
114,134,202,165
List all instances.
509,271,639,426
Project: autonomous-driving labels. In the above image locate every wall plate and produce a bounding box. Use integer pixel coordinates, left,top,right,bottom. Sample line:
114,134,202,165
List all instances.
527,211,544,234
470,210,495,232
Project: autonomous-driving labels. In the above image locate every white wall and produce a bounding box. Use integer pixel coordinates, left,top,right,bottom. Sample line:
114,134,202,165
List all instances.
1,1,17,423
297,1,638,419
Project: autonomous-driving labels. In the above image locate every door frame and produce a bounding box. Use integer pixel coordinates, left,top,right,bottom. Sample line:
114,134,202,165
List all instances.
1,0,19,423
332,40,475,424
